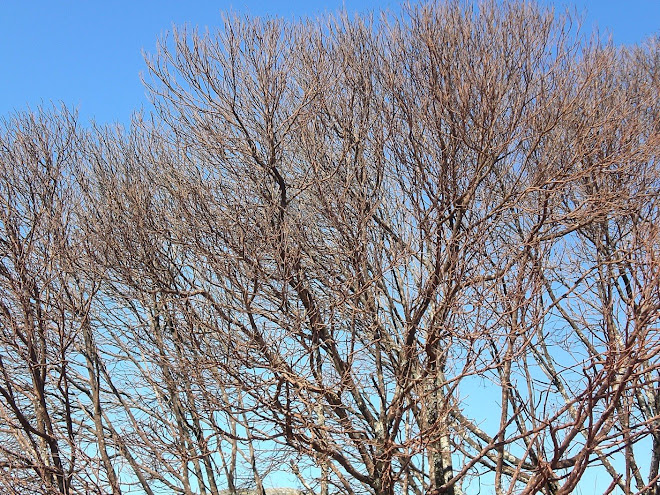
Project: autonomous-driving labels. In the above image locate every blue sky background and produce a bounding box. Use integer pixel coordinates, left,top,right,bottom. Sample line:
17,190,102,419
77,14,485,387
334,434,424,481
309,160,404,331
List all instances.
1,0,658,126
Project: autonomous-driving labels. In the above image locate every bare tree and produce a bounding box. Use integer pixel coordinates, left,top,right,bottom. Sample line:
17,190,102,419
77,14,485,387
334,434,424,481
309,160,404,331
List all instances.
1,2,658,495
0,108,118,494
139,2,659,494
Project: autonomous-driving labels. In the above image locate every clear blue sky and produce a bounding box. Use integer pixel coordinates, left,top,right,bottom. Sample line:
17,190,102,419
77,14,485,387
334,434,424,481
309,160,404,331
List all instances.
0,0,658,126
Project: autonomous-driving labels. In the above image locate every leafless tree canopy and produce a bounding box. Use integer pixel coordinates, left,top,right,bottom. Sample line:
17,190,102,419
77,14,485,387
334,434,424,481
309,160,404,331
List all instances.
1,2,659,494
